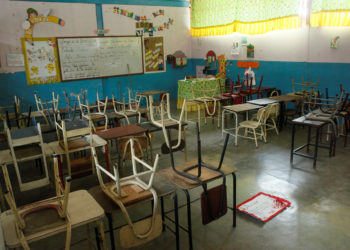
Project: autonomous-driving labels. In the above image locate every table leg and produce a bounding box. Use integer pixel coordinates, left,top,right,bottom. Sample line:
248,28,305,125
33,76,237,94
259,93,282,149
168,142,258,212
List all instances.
147,132,154,163
183,189,193,250
161,197,165,232
313,127,320,168
290,123,296,164
183,126,187,161
232,173,236,227
307,126,311,153
174,193,179,250
106,213,115,250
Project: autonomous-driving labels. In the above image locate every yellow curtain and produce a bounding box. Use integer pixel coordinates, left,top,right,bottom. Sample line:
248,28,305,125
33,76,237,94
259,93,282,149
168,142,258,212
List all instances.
191,16,301,36
310,10,350,26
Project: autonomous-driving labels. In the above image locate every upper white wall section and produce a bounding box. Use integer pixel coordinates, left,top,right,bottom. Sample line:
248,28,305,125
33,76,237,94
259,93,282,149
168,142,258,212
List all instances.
102,4,191,57
0,0,97,73
191,25,350,63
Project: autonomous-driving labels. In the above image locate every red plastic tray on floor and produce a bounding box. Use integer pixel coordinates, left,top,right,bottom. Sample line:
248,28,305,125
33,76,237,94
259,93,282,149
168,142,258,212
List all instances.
236,192,291,222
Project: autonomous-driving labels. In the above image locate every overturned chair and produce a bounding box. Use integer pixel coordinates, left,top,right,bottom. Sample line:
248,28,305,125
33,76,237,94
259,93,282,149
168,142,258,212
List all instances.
91,138,162,248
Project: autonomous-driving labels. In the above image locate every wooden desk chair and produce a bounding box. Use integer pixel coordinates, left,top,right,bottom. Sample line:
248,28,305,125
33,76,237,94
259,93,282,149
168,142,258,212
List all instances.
166,123,230,225
221,78,243,105
111,94,141,125
266,103,280,136
61,89,86,120
235,106,269,147
91,138,162,248
34,91,59,132
78,93,108,131
5,122,49,191
1,155,72,250
269,90,280,97
189,80,221,128
149,93,186,152
117,135,149,168
55,118,94,178
291,77,319,96
250,75,264,99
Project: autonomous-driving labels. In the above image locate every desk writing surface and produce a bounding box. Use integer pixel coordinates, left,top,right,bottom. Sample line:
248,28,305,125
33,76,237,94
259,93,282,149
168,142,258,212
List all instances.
269,95,304,102
292,116,326,127
137,90,167,96
158,157,237,190
223,103,262,113
247,98,278,106
0,190,104,248
137,121,188,133
88,173,176,213
95,124,146,141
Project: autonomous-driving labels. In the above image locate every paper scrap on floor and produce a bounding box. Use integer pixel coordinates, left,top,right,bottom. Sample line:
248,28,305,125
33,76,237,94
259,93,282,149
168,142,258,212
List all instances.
237,192,291,222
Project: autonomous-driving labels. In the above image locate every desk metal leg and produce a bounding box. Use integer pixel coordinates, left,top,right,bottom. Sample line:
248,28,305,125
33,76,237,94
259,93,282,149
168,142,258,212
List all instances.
290,124,296,164
174,193,179,250
161,197,165,232
232,173,236,227
183,127,187,161
95,227,101,250
106,213,115,250
183,189,193,250
313,127,320,168
307,126,311,153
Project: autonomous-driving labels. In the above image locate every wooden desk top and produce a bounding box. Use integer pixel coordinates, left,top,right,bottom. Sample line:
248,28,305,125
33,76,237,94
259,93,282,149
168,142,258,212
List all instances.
95,124,146,141
292,116,326,127
247,98,278,106
88,173,176,213
137,121,188,133
0,190,104,248
137,90,167,96
158,157,237,190
269,94,304,102
223,103,262,113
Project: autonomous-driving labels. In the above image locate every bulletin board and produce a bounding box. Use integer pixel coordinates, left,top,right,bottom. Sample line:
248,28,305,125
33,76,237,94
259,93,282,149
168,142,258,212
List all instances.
56,36,144,81
21,37,61,85
144,37,165,73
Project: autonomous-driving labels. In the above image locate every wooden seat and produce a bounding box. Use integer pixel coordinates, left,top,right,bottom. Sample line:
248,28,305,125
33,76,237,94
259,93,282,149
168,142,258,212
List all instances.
111,93,141,125
1,155,72,250
5,122,49,191
55,118,94,178
91,138,162,248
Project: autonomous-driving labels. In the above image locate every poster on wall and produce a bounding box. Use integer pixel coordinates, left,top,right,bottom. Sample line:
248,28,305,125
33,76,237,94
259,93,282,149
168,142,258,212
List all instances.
21,37,61,85
143,36,165,73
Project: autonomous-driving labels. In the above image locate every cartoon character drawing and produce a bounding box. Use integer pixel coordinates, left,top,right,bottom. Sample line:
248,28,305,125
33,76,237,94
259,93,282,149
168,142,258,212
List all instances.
330,36,340,49
45,63,55,74
30,66,39,76
23,8,65,45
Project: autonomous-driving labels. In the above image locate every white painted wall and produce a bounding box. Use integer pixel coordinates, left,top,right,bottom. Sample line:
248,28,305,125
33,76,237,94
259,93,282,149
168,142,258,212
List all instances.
102,4,191,57
0,0,97,74
191,25,350,63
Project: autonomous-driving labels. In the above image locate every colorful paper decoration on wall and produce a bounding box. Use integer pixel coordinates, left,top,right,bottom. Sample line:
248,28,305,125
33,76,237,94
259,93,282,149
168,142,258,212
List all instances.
241,36,248,46
112,6,174,36
237,61,259,68
22,8,64,45
247,44,255,58
21,37,61,85
231,41,240,55
144,37,165,73
217,54,226,78
173,51,187,67
330,36,340,49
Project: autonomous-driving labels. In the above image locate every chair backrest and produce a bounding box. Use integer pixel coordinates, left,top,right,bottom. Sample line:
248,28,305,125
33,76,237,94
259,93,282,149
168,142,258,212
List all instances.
256,107,268,124
257,75,264,91
268,103,280,118
270,90,279,97
96,92,108,114
118,135,148,161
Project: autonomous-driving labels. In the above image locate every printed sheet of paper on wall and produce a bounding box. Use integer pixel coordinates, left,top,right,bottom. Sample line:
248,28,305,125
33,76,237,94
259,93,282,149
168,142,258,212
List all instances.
143,36,165,73
21,37,61,85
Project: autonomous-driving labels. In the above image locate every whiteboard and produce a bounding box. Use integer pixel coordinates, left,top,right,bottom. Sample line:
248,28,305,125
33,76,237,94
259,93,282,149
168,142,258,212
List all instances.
57,36,144,81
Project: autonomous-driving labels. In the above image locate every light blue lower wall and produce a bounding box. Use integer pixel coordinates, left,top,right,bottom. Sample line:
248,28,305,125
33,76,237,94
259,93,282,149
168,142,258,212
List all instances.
0,59,349,110
191,59,350,97
0,60,193,109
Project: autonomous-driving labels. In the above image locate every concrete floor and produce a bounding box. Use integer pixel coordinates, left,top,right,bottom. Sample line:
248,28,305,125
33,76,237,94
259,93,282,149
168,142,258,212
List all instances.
3,106,350,250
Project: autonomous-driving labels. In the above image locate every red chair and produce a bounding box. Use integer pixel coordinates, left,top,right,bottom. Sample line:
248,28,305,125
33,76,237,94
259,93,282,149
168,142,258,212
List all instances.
250,75,264,99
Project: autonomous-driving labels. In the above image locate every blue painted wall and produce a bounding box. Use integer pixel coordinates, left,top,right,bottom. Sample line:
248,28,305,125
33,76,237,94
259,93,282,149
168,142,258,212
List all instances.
0,60,193,108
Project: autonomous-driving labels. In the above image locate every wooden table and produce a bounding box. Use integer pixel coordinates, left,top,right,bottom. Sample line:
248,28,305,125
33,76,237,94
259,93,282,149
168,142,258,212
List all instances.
247,98,278,106
0,190,106,249
290,116,334,168
221,103,262,143
137,121,188,161
158,157,237,250
95,124,148,169
88,173,179,250
269,94,305,131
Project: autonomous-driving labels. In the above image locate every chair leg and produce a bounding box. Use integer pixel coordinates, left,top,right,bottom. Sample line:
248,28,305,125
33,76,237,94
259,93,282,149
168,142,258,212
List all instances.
253,129,258,147
235,127,239,145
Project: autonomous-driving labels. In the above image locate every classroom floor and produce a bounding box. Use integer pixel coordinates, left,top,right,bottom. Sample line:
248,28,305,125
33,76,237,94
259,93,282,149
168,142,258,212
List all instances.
3,103,350,250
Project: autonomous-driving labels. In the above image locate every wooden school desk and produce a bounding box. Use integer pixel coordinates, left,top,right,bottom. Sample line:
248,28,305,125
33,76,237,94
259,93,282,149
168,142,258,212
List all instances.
158,157,237,250
0,190,107,249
